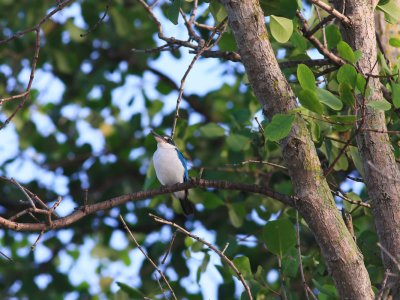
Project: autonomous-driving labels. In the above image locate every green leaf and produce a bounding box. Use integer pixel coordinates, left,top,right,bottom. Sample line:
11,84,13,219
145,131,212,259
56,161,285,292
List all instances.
110,8,131,37
226,134,250,152
378,52,391,75
389,37,400,47
377,1,400,24
192,190,224,209
337,41,355,63
282,247,299,277
265,113,295,141
147,100,163,118
167,0,182,25
329,115,356,132
54,50,73,74
315,88,343,110
199,123,225,138
325,25,342,50
192,241,204,252
339,83,355,106
356,73,367,93
290,31,307,52
297,64,316,90
336,64,357,88
391,82,400,108
228,203,246,228
232,256,252,278
184,236,194,248
199,253,210,274
270,15,293,43
209,0,227,23
312,279,338,298
298,89,324,114
354,50,363,63
308,119,321,142
144,160,157,190
65,20,83,42
367,99,392,111
117,282,145,298
349,146,365,177
260,0,298,18
262,219,296,256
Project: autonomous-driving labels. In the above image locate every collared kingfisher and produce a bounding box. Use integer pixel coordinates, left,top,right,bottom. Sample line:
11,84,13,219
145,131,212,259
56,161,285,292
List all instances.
151,130,194,216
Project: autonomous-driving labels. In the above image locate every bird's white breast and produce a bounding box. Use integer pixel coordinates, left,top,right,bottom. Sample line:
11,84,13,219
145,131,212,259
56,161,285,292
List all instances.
153,147,185,186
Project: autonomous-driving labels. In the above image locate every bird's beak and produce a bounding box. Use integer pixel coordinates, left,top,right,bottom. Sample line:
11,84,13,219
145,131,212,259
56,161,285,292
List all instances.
151,130,165,143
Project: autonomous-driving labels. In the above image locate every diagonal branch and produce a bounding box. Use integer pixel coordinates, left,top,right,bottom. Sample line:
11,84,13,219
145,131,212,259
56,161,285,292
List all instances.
149,213,253,300
310,0,352,26
120,215,177,300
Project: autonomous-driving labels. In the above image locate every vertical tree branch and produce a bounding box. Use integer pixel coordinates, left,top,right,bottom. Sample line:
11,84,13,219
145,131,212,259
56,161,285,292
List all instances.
334,1,400,297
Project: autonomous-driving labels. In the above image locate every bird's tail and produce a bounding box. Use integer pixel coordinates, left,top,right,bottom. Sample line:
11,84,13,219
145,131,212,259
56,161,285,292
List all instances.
179,198,194,216
179,190,194,216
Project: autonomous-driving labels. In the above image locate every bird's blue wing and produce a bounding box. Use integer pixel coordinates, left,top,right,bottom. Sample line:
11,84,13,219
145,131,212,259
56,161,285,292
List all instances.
175,149,189,182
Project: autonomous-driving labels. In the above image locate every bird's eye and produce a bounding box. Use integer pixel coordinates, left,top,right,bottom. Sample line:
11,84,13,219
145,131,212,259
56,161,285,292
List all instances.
165,137,175,145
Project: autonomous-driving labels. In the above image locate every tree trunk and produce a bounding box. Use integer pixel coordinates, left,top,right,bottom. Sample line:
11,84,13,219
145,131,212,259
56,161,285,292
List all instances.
335,0,400,297
220,0,374,298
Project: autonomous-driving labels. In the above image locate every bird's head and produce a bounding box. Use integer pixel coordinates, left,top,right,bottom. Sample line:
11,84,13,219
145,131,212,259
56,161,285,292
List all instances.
151,130,176,147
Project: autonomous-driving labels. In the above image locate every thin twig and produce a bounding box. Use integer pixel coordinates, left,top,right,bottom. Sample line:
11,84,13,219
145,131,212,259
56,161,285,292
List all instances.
297,11,346,66
331,190,371,208
0,90,29,105
161,230,178,264
374,269,390,300
367,160,400,182
296,211,316,300
31,230,45,251
361,128,400,135
120,215,177,300
149,213,253,300
314,6,327,48
225,159,287,170
0,0,75,129
277,256,288,300
346,175,363,182
154,273,169,300
307,15,335,37
80,0,111,37
221,242,229,254
377,243,400,272
170,18,228,139
10,178,35,208
0,249,14,262
310,0,352,26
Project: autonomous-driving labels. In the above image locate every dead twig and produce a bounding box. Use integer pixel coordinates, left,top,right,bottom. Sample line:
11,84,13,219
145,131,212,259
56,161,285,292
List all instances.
120,215,177,300
310,0,352,26
170,18,228,139
0,0,75,129
31,230,45,251
80,0,111,38
296,211,318,300
161,230,178,264
149,213,253,300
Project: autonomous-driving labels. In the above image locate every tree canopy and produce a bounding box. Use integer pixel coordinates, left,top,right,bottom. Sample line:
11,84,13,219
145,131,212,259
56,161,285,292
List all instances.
1,0,400,299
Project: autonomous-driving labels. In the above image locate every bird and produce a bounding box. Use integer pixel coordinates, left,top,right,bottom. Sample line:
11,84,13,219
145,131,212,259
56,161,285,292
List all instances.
151,130,194,216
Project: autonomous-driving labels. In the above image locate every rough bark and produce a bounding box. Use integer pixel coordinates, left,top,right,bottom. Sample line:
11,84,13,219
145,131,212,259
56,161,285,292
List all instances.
220,0,374,298
335,0,400,297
